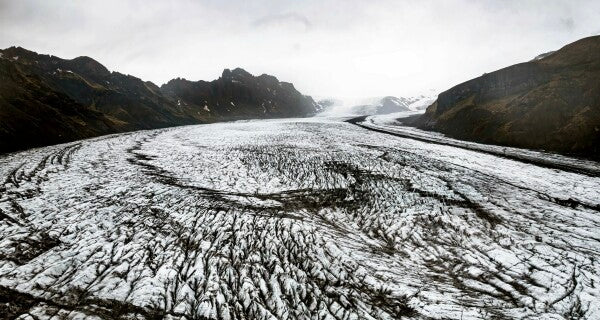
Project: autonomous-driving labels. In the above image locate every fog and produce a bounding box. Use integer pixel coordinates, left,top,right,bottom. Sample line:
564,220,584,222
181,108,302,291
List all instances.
1,0,599,98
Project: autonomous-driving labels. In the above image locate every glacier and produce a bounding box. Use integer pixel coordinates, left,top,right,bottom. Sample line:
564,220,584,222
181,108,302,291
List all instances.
0,117,599,319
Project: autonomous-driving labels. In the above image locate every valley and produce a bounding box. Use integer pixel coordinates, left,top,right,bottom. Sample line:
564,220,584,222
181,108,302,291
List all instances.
1,117,599,319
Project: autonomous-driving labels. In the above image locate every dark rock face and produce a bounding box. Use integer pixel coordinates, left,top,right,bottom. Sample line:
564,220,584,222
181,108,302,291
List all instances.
0,47,316,153
160,68,317,120
416,36,600,158
0,55,120,153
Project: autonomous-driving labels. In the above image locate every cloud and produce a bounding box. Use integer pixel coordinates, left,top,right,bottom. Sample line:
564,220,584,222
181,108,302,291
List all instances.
560,17,575,31
2,0,600,98
252,12,312,31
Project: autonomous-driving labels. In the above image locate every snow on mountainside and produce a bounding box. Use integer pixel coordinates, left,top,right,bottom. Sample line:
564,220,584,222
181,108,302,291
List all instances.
531,50,556,61
407,95,436,110
316,94,436,116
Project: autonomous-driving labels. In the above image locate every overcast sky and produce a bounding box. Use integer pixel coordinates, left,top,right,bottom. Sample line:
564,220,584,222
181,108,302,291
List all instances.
1,0,599,98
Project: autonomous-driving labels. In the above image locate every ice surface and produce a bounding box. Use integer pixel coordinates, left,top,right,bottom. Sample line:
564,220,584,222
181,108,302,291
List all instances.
0,117,599,319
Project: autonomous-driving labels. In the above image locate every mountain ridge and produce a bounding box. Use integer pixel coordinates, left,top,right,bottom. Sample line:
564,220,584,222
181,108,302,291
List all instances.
0,46,317,154
415,35,600,159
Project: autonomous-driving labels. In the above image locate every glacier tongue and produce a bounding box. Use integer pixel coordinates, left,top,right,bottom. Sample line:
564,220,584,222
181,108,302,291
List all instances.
0,117,599,319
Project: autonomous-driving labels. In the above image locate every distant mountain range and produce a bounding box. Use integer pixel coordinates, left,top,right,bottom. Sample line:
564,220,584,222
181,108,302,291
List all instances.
0,47,317,153
351,96,414,115
317,95,435,116
415,36,600,159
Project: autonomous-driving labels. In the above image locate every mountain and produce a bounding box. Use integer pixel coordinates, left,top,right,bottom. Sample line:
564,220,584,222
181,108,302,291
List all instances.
0,57,120,153
531,50,556,61
415,36,600,158
315,98,341,113
0,47,317,154
317,96,422,116
352,96,414,115
160,68,317,120
378,96,413,113
407,95,437,111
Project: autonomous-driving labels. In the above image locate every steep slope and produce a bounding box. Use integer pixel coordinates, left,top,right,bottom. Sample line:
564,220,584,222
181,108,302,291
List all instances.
0,47,195,130
0,57,123,153
416,36,600,158
0,47,317,153
377,96,413,113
